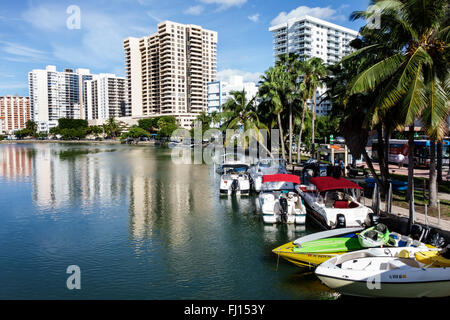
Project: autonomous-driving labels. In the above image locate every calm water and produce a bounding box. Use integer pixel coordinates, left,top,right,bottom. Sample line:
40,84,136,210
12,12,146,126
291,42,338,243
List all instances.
0,143,337,300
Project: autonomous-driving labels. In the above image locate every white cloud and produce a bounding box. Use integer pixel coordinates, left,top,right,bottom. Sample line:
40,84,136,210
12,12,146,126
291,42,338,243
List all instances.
146,11,162,22
248,13,259,23
0,41,48,62
271,5,345,26
22,4,67,31
21,4,157,71
217,69,262,84
198,0,247,11
184,5,204,15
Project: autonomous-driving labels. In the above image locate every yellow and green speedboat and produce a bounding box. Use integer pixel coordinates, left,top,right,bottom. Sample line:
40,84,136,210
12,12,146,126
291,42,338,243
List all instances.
273,224,391,268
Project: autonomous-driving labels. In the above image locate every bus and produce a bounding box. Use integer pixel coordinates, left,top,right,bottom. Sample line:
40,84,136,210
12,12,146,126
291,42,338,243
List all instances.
370,139,449,168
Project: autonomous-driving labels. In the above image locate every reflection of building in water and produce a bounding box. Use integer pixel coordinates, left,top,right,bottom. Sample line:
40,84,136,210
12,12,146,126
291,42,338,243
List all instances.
32,145,69,208
0,145,33,180
30,145,130,210
128,148,214,246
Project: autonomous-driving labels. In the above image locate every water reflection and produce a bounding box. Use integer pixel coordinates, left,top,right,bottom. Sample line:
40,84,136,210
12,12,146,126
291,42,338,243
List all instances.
0,144,33,180
0,143,335,299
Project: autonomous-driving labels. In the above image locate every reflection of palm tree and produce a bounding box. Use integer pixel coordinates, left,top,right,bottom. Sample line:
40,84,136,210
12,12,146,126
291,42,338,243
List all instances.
348,0,449,210
221,90,273,158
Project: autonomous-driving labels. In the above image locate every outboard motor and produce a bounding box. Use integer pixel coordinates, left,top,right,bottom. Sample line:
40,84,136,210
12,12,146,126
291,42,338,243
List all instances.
365,213,379,227
231,179,239,195
426,229,447,248
336,214,346,228
332,165,342,179
279,197,288,223
410,224,424,241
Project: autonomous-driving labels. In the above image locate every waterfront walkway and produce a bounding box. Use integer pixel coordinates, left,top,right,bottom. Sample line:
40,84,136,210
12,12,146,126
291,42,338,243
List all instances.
363,197,450,231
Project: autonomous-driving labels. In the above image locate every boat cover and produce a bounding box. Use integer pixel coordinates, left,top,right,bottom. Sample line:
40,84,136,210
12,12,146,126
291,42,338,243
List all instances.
310,176,363,192
262,174,300,184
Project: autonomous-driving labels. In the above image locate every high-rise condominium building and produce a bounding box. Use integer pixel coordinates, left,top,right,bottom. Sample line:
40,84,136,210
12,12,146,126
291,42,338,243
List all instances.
269,15,359,115
84,74,128,121
28,65,93,132
124,21,218,129
207,76,258,114
0,96,31,134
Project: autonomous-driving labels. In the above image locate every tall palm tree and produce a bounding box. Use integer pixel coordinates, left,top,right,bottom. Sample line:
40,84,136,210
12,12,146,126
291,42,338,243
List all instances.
220,90,274,158
276,53,302,163
348,0,449,212
259,67,287,160
296,57,326,163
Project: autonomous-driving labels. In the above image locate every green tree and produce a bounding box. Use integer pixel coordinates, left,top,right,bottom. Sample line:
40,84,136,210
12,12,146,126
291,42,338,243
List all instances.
220,90,274,157
103,117,121,138
259,66,288,160
348,0,449,209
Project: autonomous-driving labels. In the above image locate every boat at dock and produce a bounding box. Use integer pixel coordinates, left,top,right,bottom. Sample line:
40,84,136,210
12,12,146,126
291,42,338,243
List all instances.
257,174,306,224
297,176,375,230
219,164,251,196
315,247,448,298
249,158,288,192
272,224,434,269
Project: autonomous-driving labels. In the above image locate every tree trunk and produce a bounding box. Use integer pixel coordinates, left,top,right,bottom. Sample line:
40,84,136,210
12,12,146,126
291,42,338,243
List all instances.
383,125,391,187
429,139,437,208
375,125,387,195
289,104,293,164
277,112,286,160
297,101,307,164
311,91,316,153
437,140,443,183
406,124,415,203
363,148,383,189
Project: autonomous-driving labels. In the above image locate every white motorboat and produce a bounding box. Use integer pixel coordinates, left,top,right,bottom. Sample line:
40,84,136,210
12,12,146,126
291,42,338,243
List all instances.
315,247,449,298
215,153,248,174
258,174,306,224
219,164,251,196
249,158,288,192
296,176,375,230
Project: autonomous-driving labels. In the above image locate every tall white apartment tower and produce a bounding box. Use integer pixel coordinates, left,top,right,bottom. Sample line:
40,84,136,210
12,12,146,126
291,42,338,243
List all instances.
269,15,358,115
124,21,218,129
84,74,128,121
28,65,94,132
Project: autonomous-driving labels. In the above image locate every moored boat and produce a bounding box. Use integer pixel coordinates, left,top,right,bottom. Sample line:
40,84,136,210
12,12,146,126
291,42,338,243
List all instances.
258,174,306,224
272,224,433,269
249,158,288,192
315,247,448,298
219,164,251,196
297,176,375,230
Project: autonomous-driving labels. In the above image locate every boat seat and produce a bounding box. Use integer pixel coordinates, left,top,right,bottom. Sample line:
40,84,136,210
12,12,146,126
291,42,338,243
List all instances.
334,200,349,208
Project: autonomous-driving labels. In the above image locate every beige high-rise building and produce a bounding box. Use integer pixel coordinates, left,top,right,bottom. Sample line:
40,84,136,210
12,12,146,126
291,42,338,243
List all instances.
124,21,218,129
0,96,31,134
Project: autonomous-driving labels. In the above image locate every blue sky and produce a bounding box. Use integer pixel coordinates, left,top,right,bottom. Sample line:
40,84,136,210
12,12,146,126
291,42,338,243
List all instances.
0,0,370,96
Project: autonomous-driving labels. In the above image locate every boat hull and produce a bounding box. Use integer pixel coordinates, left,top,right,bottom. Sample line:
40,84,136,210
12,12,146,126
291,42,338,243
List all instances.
316,275,450,298
272,242,343,268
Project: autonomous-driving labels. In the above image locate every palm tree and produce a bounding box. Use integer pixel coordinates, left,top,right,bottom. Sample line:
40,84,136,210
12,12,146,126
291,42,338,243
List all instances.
276,53,302,163
296,57,326,163
348,0,449,213
259,67,287,160
103,117,120,138
220,90,274,158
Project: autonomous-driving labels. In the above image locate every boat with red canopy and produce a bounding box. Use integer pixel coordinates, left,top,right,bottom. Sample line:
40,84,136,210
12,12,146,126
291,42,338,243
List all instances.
296,176,376,230
257,174,306,225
